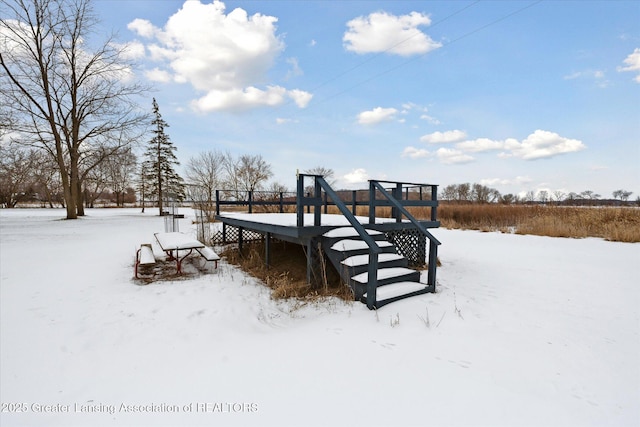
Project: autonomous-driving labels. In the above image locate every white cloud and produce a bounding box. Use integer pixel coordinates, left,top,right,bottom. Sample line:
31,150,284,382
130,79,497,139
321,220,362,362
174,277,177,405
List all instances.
276,118,297,125
357,107,398,125
402,146,430,158
127,18,157,39
401,102,418,111
285,57,303,80
112,40,146,60
456,137,514,152
145,67,173,83
563,69,609,87
419,114,441,125
504,130,586,160
343,168,370,184
288,89,313,108
420,130,467,144
128,0,311,112
399,103,441,124
191,85,295,113
436,148,474,164
480,176,532,186
618,48,640,83
343,11,442,56
446,130,585,160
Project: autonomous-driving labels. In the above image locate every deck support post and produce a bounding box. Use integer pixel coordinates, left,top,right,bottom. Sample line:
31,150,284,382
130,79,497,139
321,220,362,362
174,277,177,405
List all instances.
314,179,321,226
265,232,271,268
352,190,357,215
431,185,438,221
306,237,322,289
393,183,402,222
368,182,376,224
427,241,438,292
296,174,304,226
238,226,244,254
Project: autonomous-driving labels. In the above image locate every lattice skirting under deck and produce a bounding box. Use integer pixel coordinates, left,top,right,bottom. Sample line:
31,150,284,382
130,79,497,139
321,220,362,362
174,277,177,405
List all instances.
211,225,263,245
385,228,427,267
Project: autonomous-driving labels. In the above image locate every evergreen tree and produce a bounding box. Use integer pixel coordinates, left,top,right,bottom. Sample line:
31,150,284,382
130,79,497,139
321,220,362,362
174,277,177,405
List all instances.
143,99,185,215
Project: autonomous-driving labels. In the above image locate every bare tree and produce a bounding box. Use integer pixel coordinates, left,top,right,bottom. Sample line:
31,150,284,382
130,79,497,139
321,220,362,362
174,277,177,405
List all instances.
552,190,565,204
613,189,633,202
304,166,336,185
472,183,500,203
104,147,137,207
186,150,225,206
441,184,457,202
221,151,242,200
237,154,273,193
82,154,109,208
256,181,290,213
580,190,600,200
0,0,148,218
500,193,518,204
567,192,579,204
456,183,471,202
31,149,62,207
524,190,536,204
0,144,36,207
538,190,549,204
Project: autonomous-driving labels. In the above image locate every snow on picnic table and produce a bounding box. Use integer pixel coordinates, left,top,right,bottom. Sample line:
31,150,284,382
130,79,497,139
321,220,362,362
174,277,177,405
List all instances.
0,208,638,427
154,232,204,251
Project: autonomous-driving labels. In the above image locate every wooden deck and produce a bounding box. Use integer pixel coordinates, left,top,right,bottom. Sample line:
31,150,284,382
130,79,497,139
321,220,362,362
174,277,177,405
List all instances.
215,212,439,244
214,176,441,309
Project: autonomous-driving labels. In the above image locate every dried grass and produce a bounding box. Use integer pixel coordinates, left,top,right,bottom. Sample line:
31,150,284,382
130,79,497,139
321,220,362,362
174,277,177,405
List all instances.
221,240,354,301
436,204,640,243
305,203,640,242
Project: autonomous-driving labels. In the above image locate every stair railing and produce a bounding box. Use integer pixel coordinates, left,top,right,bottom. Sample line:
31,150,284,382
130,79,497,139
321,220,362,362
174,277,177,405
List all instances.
297,174,381,308
370,180,442,290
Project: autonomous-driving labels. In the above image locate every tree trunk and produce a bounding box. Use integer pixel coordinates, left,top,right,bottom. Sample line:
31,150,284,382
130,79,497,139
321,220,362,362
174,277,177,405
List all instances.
60,164,76,219
75,177,85,216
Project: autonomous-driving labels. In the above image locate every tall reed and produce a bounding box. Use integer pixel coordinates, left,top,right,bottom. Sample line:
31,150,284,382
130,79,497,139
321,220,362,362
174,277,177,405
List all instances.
437,204,640,243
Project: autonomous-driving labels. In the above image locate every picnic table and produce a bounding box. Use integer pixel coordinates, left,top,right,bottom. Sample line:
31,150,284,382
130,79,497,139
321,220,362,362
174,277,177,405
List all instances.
154,232,206,274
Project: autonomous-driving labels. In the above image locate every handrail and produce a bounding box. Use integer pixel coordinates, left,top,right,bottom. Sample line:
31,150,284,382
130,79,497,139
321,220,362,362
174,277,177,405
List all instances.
371,181,441,246
299,174,381,308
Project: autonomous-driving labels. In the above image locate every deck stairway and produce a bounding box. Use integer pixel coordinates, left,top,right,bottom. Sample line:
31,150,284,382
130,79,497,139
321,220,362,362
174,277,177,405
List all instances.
322,227,431,309
296,173,440,310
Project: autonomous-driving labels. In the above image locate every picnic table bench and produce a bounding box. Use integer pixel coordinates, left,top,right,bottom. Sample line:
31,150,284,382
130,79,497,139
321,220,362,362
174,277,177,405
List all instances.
153,232,220,274
135,243,156,279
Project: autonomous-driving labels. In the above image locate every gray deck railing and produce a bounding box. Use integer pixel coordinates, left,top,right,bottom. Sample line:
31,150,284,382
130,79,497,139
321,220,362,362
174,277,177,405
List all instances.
370,181,441,289
214,182,439,218
297,174,381,308
296,175,442,301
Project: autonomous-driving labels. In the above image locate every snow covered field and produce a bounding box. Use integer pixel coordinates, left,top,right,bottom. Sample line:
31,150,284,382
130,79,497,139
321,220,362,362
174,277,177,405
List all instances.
1,208,638,427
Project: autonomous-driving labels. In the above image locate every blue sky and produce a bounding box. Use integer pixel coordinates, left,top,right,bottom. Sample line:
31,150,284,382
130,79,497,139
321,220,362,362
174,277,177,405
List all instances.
94,0,639,198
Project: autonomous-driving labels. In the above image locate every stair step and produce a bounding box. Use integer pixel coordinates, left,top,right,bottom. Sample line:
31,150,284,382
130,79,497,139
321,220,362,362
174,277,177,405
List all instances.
330,239,393,252
323,227,383,238
362,282,429,302
351,267,417,284
341,253,404,267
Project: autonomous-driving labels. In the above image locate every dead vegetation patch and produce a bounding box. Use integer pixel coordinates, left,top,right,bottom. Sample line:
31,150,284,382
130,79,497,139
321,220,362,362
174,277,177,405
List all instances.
221,240,354,301
433,205,640,243
133,256,215,285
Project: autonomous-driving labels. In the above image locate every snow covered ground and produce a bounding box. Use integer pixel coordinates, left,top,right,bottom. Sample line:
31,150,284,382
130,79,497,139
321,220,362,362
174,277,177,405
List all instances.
0,208,638,427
